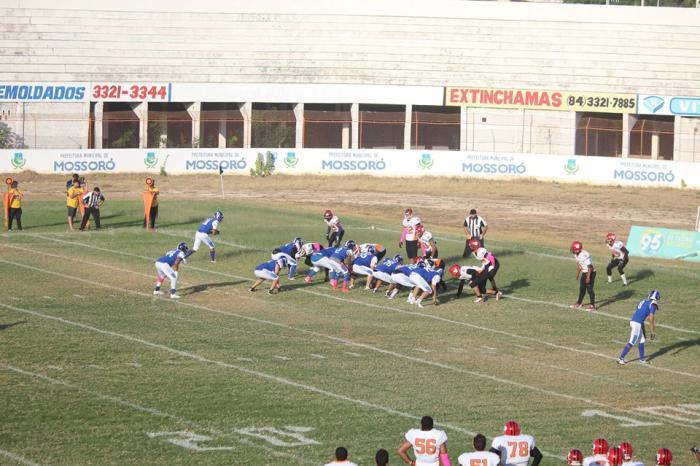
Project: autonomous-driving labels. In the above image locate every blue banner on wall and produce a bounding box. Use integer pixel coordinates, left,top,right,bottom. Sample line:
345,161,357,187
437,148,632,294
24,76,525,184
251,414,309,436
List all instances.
627,226,700,262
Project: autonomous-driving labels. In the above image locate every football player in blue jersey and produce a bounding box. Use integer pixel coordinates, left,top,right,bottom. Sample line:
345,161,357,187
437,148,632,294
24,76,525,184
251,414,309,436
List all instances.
618,290,661,365
189,211,223,262
249,257,287,294
272,237,303,280
387,261,421,299
351,249,379,289
327,240,356,292
305,246,337,284
407,261,444,307
371,254,403,293
154,242,189,299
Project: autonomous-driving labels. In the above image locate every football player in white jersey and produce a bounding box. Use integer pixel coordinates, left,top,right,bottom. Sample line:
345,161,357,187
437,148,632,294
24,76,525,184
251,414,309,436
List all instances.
489,421,542,466
324,209,345,247
398,416,450,466
416,224,439,259
570,241,596,311
324,446,358,466
458,434,499,466
583,438,610,466
618,442,645,466
605,232,629,286
400,208,422,263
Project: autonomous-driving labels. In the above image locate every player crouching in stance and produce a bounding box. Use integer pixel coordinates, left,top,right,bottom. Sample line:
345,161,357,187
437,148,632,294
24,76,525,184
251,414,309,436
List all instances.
350,248,379,290
490,421,542,466
606,232,629,286
272,237,303,280
618,290,660,365
570,240,596,311
189,211,223,262
398,415,450,466
250,257,287,294
388,261,421,300
371,254,403,294
449,263,499,303
154,242,189,299
407,259,444,307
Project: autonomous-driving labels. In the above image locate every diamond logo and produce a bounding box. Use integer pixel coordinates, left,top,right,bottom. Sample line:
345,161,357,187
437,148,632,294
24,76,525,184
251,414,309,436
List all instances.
643,96,664,113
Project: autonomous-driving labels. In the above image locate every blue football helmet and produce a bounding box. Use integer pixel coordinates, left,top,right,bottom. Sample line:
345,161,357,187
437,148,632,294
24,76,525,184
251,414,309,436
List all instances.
345,239,356,250
177,242,189,253
648,290,661,301
293,237,303,249
277,257,288,268
214,211,224,221
393,254,403,264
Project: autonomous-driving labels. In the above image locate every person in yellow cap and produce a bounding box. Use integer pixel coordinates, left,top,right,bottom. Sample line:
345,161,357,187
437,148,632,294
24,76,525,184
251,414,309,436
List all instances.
143,178,159,229
7,180,24,231
66,179,85,231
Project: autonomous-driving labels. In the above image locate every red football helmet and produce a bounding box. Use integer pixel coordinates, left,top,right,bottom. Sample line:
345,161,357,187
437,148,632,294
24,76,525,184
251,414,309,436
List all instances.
570,241,583,254
415,224,425,236
593,438,609,455
607,447,623,466
504,420,520,436
656,448,672,465
619,442,633,461
469,238,481,251
404,208,413,218
606,232,616,244
323,209,333,220
449,264,461,278
567,449,583,466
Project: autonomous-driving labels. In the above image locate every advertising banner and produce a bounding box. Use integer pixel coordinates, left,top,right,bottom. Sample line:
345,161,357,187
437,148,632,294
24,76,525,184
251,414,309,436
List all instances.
638,94,700,116
627,225,700,262
2,148,699,189
0,82,89,102
445,87,637,113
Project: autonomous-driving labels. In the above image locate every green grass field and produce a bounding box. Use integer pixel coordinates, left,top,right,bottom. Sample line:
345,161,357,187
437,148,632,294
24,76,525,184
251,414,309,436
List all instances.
1,199,699,466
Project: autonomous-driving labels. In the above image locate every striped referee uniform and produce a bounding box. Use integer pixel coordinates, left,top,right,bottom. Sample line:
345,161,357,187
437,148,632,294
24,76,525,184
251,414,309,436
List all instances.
463,209,488,257
79,188,105,230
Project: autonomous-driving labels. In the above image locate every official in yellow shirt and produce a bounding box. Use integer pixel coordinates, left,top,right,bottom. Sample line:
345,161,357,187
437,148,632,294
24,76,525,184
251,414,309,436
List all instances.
66,180,85,231
8,180,23,231
143,182,159,229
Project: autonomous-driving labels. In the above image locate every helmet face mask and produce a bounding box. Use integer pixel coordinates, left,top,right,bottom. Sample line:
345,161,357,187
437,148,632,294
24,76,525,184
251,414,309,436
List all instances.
415,224,425,237
570,241,583,254
323,209,333,220
648,290,661,301
606,232,616,244
449,264,461,278
345,240,356,251
469,239,480,251
393,254,403,263
214,211,224,221
404,208,413,218
177,242,189,253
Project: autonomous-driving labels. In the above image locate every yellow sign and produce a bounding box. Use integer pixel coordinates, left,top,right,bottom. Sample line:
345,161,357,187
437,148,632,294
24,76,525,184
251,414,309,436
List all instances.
445,87,637,113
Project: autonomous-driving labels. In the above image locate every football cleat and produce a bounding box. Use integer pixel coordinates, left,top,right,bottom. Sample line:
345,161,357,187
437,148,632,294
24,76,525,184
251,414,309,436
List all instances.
415,301,424,308
639,359,650,365
170,294,181,299
248,287,256,292
617,359,626,365
504,421,521,436
496,291,503,301
570,303,582,309
587,304,596,311
304,276,311,284
570,240,583,254
474,296,484,303
153,290,163,296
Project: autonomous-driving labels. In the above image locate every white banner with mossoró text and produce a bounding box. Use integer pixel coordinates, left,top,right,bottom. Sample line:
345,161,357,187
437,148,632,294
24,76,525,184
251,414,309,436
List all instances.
1,148,699,189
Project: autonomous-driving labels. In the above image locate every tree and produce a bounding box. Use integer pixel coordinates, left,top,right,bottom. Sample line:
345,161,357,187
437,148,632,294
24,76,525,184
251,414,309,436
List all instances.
0,123,23,149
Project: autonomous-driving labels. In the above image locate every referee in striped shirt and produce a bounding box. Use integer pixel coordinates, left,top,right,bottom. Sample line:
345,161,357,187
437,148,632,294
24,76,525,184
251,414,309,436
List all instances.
462,209,488,258
79,187,105,230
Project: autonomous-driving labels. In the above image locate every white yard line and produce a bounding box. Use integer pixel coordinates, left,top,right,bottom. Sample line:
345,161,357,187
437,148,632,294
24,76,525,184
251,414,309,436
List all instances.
0,448,45,466
0,302,542,455
0,363,313,465
23,233,698,335
5,243,700,382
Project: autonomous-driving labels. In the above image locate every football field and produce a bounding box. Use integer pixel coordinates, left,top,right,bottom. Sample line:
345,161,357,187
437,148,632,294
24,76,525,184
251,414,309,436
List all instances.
1,181,699,466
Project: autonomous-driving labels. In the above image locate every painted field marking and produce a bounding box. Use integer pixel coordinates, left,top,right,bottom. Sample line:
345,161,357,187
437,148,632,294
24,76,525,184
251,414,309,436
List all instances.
636,405,700,423
0,297,695,438
581,410,661,427
23,233,699,335
344,352,362,357
580,342,597,347
308,354,326,359
237,357,254,362
274,355,292,361
232,426,320,447
0,448,45,466
4,248,699,414
413,348,431,353
73,294,85,299
612,340,627,345
0,254,687,427
146,431,235,452
47,365,63,371
514,344,533,350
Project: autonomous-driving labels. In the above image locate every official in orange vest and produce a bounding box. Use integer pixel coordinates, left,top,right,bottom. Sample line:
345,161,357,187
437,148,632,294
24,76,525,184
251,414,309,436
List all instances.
143,178,159,229
7,180,24,231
